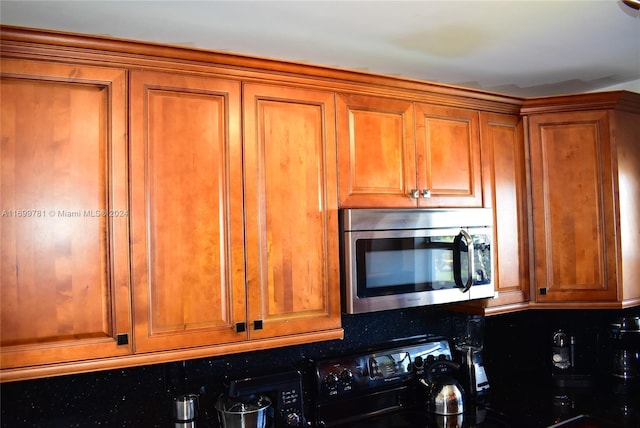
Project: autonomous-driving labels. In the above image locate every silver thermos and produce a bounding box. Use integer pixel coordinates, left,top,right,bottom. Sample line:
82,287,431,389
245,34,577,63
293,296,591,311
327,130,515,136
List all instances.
172,393,199,427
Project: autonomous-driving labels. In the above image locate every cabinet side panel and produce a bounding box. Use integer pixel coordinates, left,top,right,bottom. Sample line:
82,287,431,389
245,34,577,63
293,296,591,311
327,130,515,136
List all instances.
615,110,640,303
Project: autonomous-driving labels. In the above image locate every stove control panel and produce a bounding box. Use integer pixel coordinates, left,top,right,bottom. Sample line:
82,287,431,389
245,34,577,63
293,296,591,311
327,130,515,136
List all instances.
313,338,452,400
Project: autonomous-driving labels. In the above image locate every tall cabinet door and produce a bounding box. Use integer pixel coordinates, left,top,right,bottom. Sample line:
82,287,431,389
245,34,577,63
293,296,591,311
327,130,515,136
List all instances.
0,59,131,371
479,112,529,309
129,71,246,353
336,94,416,207
415,104,483,207
243,83,341,339
529,110,618,303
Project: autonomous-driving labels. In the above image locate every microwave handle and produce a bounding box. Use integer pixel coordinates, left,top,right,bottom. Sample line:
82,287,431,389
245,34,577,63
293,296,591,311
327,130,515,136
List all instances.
453,230,475,292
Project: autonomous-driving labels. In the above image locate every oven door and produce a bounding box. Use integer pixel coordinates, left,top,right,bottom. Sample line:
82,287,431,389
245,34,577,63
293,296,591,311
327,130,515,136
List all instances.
343,227,492,314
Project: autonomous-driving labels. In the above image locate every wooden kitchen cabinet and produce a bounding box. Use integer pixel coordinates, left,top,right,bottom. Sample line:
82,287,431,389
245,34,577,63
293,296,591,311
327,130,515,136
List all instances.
336,94,416,207
524,92,640,307
451,112,530,315
4,26,537,380
414,103,483,207
130,75,342,351
0,56,343,381
478,112,530,312
243,83,341,339
0,59,132,370
336,93,482,207
129,70,247,353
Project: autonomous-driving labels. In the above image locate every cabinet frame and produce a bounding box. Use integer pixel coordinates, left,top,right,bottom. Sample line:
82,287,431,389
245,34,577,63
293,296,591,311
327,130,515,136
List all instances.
523,92,640,308
1,25,533,381
243,83,341,339
0,58,132,370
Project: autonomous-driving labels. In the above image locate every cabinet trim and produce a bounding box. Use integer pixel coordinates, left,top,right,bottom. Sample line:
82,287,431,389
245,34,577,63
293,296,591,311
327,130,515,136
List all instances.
522,91,640,115
0,25,524,115
0,329,344,382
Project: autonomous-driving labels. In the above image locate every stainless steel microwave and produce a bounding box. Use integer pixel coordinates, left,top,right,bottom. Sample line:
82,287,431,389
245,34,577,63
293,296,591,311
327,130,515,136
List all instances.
340,208,495,314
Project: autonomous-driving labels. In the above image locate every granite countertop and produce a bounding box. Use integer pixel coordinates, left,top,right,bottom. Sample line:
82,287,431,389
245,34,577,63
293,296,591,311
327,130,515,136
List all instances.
6,371,639,428
486,376,640,428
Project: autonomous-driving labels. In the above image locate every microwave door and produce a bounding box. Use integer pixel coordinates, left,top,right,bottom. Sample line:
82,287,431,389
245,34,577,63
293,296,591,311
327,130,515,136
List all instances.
453,230,475,292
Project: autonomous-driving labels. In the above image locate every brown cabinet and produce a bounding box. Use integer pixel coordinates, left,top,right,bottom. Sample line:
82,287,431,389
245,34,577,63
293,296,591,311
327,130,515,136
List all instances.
414,103,483,207
478,112,530,312
1,59,131,369
336,94,416,207
129,71,246,353
1,60,342,380
130,76,342,351
525,92,640,307
336,94,483,208
243,83,341,339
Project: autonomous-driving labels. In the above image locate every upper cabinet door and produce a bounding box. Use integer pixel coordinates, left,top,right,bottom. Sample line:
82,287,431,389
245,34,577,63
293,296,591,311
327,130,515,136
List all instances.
479,112,529,310
415,104,483,207
0,59,131,370
129,71,246,353
529,110,618,303
336,94,417,207
243,83,341,339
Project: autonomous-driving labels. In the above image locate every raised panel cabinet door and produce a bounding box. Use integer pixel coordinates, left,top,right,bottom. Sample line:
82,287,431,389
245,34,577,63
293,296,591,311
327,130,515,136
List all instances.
479,113,529,309
336,94,417,207
529,111,618,302
129,71,246,353
243,83,341,339
0,59,131,372
414,104,483,207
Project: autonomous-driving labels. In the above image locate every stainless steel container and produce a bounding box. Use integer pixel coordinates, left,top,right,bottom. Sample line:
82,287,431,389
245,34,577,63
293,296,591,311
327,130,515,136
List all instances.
172,393,199,422
216,394,271,428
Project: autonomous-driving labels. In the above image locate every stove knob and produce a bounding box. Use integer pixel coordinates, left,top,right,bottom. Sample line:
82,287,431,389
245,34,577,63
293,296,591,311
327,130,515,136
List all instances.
414,355,424,369
324,372,339,389
286,411,301,426
340,369,353,383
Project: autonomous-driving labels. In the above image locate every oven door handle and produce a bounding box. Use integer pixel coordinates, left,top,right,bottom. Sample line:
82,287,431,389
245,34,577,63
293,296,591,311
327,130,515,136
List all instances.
453,229,475,292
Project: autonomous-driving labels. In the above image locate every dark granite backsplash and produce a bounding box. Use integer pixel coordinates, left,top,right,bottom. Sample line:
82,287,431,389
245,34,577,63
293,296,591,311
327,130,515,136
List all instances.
0,306,453,427
483,307,640,387
2,305,639,427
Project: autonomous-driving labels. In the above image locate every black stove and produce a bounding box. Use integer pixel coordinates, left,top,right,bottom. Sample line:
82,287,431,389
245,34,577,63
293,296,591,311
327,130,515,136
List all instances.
307,335,514,428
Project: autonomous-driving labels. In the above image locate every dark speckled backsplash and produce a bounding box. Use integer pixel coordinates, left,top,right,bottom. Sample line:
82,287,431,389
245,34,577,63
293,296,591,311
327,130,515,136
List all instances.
1,306,638,427
0,306,453,427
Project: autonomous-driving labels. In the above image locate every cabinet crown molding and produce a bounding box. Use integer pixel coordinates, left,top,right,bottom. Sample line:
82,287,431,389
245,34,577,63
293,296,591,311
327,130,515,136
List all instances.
521,91,640,115
0,25,524,113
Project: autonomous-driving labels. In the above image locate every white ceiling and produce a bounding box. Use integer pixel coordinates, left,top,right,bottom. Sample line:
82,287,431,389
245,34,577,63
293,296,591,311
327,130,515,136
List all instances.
1,0,639,97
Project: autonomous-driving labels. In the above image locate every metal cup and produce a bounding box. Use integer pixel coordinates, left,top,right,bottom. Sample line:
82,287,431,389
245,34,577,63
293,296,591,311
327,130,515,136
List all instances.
172,393,199,422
